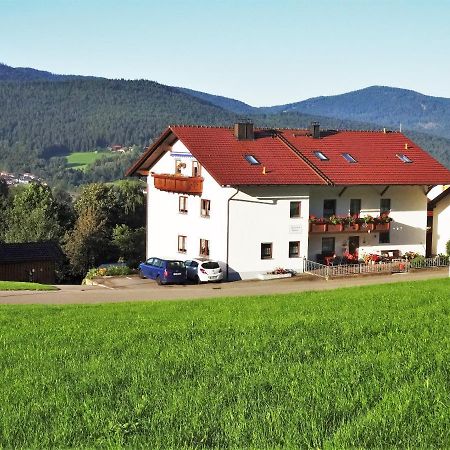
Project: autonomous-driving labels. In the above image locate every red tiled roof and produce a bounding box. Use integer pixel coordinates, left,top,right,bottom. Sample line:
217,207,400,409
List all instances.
171,126,327,185
283,129,450,185
127,125,450,186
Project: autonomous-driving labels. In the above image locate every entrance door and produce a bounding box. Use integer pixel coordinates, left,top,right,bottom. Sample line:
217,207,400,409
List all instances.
348,236,360,256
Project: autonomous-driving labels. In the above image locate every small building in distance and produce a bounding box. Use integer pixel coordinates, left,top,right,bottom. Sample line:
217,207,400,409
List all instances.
0,241,63,284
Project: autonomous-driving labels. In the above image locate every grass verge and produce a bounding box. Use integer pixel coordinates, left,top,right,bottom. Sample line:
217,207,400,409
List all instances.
0,281,57,291
0,278,448,448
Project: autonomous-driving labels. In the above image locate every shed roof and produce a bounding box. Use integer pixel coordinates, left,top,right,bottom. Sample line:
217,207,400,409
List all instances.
0,241,64,264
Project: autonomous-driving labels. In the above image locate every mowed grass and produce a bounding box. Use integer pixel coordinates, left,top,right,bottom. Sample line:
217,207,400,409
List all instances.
66,150,108,170
0,281,56,291
0,279,449,448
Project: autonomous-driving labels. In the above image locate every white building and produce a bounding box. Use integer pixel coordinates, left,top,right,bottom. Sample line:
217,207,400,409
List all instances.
428,188,450,256
127,122,450,280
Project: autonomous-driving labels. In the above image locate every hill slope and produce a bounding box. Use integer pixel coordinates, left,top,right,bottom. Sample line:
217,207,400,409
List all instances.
259,86,450,140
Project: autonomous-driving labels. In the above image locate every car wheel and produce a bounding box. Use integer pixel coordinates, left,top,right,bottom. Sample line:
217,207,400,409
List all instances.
138,269,145,279
195,275,201,284
156,276,162,285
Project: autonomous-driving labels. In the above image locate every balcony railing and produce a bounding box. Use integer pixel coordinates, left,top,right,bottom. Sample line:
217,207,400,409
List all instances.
152,173,203,195
309,222,390,233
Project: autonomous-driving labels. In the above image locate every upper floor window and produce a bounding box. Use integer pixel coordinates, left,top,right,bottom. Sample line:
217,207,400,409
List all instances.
290,201,301,218
192,161,201,177
396,154,413,163
201,199,210,217
179,196,188,213
380,198,391,215
323,199,336,218
314,151,329,161
350,199,361,217
244,155,260,165
200,239,210,257
342,153,357,163
175,159,186,174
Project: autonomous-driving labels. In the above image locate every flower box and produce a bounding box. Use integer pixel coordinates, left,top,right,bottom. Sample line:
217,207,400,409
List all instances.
257,273,292,281
344,223,360,231
327,224,343,232
375,222,390,231
310,223,327,232
361,223,375,231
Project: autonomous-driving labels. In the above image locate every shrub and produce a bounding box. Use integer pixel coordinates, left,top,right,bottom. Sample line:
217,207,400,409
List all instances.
446,240,450,256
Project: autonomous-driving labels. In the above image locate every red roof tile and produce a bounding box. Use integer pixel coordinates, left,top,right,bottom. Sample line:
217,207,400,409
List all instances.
127,125,450,186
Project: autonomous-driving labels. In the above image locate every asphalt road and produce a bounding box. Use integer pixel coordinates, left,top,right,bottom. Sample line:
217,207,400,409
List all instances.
0,268,448,305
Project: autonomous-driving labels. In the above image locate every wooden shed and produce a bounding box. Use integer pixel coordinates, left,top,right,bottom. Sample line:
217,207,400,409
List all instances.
0,242,63,284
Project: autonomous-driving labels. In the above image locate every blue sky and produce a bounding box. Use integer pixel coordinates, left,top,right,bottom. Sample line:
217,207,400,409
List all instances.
1,0,449,106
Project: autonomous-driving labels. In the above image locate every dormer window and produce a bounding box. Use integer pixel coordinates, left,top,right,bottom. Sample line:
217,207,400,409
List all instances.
244,155,260,165
342,153,357,163
314,151,328,161
397,154,413,163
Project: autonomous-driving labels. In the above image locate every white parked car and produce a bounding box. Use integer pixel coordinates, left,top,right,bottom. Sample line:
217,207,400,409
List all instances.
185,259,223,283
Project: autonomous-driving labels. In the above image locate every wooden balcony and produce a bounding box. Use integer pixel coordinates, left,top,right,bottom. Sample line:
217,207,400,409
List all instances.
310,222,390,233
152,173,203,195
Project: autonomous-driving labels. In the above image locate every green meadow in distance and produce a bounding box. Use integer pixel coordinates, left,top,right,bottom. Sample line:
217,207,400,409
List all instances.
0,278,448,448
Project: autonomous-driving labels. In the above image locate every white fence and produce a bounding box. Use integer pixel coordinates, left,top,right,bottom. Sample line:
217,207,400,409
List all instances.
303,256,449,280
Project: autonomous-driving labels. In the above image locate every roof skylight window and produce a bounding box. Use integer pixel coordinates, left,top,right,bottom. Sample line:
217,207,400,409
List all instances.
314,151,329,161
244,154,260,165
396,154,413,163
342,153,358,163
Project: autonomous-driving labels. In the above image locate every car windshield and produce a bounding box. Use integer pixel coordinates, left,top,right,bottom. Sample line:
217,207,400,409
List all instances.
167,261,185,269
201,262,219,269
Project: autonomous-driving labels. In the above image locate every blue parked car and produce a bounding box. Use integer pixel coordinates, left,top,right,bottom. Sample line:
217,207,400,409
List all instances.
138,257,187,285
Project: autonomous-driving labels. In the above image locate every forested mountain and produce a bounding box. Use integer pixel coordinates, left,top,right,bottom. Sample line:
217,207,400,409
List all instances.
0,62,92,81
257,86,450,140
0,63,449,189
180,85,450,140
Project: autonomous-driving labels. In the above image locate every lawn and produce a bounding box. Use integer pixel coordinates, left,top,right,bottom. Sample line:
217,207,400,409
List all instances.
0,279,448,448
0,281,56,291
66,150,108,170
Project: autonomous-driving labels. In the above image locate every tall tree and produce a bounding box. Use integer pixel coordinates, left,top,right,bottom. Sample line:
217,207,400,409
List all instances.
64,208,111,276
4,183,61,243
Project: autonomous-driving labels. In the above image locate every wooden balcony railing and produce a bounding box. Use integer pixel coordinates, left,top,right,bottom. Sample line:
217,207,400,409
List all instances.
309,222,390,233
152,173,203,195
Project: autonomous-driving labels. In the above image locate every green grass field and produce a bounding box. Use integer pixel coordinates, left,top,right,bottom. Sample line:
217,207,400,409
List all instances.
0,279,449,448
66,150,108,170
0,281,56,291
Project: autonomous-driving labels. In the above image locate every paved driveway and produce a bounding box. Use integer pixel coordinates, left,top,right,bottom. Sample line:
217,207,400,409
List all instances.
0,268,448,304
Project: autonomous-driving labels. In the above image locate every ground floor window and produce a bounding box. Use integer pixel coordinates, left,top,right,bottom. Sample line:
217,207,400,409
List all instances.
379,231,390,244
178,235,187,253
261,243,273,259
322,237,335,254
289,241,300,258
200,239,210,257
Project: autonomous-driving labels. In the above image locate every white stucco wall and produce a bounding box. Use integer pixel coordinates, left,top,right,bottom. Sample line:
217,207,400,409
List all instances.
308,185,428,259
227,186,310,279
432,194,450,255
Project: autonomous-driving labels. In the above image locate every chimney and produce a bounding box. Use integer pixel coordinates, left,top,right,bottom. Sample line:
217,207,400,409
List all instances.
234,120,254,140
310,122,320,139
